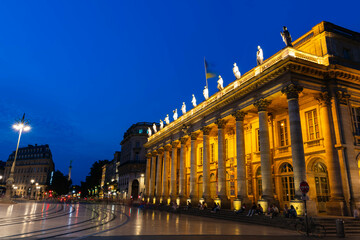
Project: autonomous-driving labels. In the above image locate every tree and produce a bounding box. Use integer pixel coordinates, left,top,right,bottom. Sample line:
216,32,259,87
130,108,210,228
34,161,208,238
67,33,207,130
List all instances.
50,170,71,196
80,159,109,197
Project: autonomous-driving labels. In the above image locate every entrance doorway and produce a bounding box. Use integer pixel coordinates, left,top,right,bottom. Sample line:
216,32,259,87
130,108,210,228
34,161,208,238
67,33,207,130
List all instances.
131,180,139,200
313,162,330,212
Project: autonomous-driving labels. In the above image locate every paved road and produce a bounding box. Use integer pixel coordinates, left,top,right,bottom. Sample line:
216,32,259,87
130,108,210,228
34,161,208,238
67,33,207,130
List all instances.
0,202,350,239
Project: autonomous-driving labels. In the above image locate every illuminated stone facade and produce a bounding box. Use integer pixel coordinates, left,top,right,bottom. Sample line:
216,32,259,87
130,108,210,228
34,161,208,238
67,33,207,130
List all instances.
3,144,55,199
144,22,360,216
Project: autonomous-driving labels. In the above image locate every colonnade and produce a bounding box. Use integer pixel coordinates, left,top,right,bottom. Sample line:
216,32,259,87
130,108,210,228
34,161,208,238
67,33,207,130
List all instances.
144,85,346,212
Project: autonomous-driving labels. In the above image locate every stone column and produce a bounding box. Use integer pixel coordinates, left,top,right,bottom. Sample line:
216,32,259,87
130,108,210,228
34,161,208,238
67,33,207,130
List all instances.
178,136,188,204
189,132,199,203
232,110,249,208
201,126,212,203
336,91,360,213
145,153,152,199
317,92,346,214
282,84,306,199
215,118,229,207
149,151,157,200
155,148,164,202
162,145,171,203
254,99,274,201
170,141,179,201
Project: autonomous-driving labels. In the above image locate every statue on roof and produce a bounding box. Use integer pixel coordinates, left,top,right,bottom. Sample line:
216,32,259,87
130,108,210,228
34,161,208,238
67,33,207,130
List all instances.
217,75,224,90
181,102,186,115
147,127,152,137
173,109,178,120
233,63,241,79
203,86,209,100
280,26,293,47
152,123,157,133
257,45,263,65
160,119,164,130
191,94,197,107
165,114,170,125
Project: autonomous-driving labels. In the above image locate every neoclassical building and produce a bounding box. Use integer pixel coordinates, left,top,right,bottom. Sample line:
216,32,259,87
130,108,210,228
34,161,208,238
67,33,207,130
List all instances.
144,22,360,216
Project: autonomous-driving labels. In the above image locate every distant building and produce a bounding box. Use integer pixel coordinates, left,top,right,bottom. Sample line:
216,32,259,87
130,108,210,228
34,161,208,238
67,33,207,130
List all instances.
0,160,6,192
3,144,55,198
118,122,154,201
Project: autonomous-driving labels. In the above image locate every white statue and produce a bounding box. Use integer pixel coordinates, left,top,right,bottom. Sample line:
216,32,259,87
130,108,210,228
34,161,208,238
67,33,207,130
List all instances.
257,45,263,65
173,109,178,120
203,86,209,100
165,114,170,125
147,127,152,137
152,123,157,133
160,119,164,129
181,102,186,114
217,75,224,90
191,94,197,107
233,63,241,79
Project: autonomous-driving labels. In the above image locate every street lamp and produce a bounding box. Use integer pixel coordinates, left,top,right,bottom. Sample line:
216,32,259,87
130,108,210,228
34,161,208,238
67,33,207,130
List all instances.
4,113,30,200
35,183,39,200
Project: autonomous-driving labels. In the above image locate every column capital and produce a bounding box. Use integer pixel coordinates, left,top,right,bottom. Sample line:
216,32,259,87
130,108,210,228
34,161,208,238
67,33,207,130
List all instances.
281,83,303,99
232,110,247,121
151,150,158,157
201,126,212,135
336,91,350,105
180,136,189,144
253,98,272,112
316,91,332,106
171,141,180,148
164,145,172,151
190,132,200,140
146,153,152,158
215,119,227,129
157,147,164,154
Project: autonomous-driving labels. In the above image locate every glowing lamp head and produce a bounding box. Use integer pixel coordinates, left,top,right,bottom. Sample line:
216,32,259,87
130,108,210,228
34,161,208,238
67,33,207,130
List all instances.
31,179,35,184
23,126,31,132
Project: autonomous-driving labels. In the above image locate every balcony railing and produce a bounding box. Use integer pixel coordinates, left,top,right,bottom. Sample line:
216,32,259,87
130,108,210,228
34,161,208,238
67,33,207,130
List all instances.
148,48,328,142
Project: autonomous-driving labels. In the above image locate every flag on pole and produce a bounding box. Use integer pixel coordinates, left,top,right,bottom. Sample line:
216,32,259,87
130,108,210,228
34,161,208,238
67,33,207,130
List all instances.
204,58,216,79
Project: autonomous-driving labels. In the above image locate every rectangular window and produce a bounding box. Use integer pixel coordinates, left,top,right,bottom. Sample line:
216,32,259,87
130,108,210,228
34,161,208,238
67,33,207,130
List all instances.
352,107,360,136
256,128,260,151
135,154,139,161
278,119,289,146
225,139,228,159
306,109,320,140
199,147,203,165
210,143,214,163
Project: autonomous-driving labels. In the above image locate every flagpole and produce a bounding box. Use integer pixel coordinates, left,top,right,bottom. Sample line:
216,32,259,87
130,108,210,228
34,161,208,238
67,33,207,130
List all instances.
204,57,208,88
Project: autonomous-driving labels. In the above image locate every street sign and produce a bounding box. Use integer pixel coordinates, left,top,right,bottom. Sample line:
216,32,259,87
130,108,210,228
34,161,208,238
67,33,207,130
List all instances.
300,181,309,194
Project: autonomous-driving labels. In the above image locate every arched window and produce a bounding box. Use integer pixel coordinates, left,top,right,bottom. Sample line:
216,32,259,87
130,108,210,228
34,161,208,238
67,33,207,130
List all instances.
210,173,216,199
279,162,295,203
198,175,203,199
312,161,330,212
256,167,262,199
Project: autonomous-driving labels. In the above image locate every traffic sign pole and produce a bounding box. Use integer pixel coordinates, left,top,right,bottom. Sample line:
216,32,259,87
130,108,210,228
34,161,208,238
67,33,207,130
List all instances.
300,181,310,237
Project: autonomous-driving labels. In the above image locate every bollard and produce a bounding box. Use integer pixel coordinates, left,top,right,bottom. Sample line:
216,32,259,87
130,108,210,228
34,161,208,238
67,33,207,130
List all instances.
336,219,345,238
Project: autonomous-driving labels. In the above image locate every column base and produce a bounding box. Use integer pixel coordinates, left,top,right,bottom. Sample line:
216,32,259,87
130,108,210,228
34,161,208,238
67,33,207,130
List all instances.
189,196,199,205
326,199,348,216
215,196,231,209
233,198,251,211
200,196,213,206
177,196,188,206
289,199,317,216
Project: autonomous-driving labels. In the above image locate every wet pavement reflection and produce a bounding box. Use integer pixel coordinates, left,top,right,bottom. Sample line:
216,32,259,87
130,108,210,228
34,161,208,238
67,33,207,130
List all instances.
0,202,302,239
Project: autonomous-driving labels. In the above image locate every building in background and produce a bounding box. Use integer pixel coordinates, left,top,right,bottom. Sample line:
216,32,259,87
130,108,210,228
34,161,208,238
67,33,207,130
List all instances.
3,144,55,199
144,22,360,216
0,160,6,194
118,122,154,201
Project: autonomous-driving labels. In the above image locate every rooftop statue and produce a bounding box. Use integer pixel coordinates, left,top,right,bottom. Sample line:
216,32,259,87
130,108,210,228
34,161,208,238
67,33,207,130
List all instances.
152,123,157,133
203,86,209,100
217,75,224,90
160,119,164,130
173,109,178,120
181,102,186,115
191,94,197,107
233,63,241,79
165,114,170,125
257,45,263,65
280,26,293,47
147,127,152,137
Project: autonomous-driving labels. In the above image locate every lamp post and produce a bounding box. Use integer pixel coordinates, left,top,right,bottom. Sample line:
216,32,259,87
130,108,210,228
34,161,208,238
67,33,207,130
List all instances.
35,183,39,200
4,114,31,201
29,179,35,199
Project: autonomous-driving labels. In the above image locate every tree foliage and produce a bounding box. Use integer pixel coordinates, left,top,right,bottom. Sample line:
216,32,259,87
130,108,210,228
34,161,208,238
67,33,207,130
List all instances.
50,170,71,196
80,159,109,197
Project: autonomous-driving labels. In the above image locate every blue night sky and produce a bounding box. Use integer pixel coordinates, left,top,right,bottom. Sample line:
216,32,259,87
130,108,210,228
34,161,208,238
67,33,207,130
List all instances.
1,0,359,184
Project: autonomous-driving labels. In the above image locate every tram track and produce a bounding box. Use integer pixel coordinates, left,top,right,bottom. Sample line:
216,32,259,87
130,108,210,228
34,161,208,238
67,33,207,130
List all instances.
0,203,59,222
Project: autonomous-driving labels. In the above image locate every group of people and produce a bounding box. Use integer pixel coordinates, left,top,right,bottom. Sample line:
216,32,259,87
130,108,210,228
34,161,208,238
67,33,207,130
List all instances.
235,202,297,219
